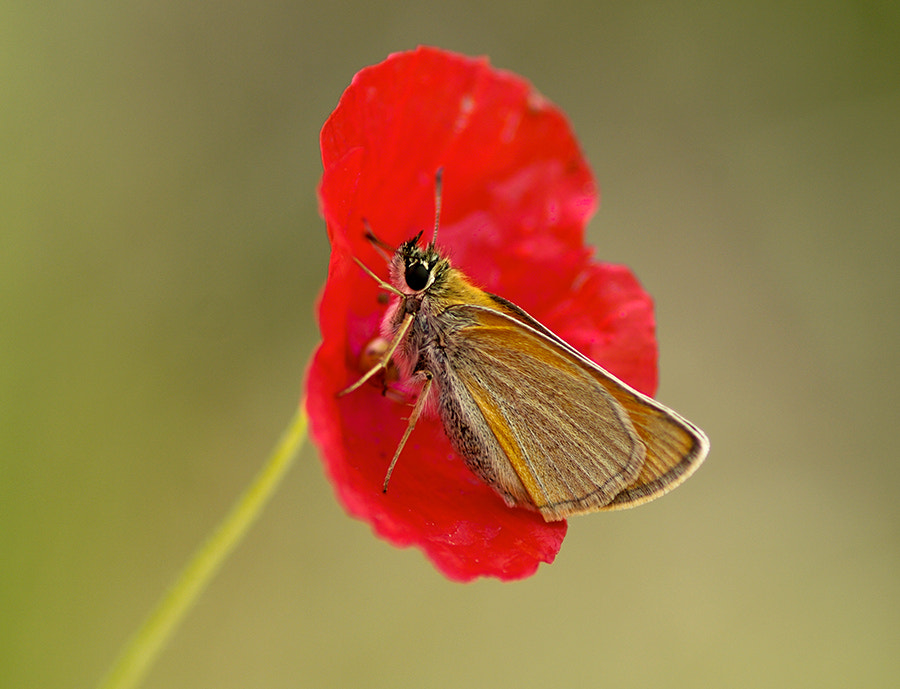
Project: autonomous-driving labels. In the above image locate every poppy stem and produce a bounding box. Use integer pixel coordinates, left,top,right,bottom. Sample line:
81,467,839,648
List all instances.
95,404,309,689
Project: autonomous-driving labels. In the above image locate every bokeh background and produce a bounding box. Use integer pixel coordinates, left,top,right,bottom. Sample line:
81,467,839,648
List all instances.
3,2,898,687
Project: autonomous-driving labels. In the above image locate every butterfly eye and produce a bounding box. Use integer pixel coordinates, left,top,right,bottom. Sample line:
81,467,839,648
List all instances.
404,262,431,291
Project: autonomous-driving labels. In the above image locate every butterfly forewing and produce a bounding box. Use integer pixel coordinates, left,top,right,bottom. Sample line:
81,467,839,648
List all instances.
482,296,708,509
447,305,648,520
447,301,707,518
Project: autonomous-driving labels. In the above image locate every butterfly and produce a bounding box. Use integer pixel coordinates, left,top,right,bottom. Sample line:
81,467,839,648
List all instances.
341,171,708,521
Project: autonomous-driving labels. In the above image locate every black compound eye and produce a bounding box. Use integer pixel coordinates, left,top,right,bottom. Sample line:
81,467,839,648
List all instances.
404,262,431,291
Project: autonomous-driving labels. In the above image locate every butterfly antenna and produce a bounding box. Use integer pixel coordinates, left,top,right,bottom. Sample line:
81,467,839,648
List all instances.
430,167,443,247
362,219,394,262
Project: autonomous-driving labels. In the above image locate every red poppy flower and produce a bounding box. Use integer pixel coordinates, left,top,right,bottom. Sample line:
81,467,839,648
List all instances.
306,46,658,581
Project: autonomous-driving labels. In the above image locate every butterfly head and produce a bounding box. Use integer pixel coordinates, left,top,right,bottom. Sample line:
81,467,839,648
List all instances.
393,231,449,294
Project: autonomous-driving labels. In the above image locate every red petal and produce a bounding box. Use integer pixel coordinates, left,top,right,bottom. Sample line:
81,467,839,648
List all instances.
307,47,656,581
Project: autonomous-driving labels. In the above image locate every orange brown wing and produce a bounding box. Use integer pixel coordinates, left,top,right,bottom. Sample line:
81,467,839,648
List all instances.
450,299,708,518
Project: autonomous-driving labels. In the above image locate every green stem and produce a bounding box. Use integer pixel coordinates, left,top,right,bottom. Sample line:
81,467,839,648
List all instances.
96,404,309,689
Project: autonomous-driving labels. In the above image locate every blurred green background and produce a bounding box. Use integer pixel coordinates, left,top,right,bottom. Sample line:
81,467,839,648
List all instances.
3,1,898,687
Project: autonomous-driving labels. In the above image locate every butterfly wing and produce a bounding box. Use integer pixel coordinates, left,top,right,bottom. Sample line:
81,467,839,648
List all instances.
448,298,708,520
445,303,645,520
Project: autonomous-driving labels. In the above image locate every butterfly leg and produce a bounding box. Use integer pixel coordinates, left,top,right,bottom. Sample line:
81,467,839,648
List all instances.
383,371,433,492
338,313,415,397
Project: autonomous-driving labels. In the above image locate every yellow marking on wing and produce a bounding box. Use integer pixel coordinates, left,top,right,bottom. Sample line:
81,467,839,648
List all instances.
464,376,548,510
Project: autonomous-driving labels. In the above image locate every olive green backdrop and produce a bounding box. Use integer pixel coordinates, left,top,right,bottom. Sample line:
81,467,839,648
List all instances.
3,2,897,687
